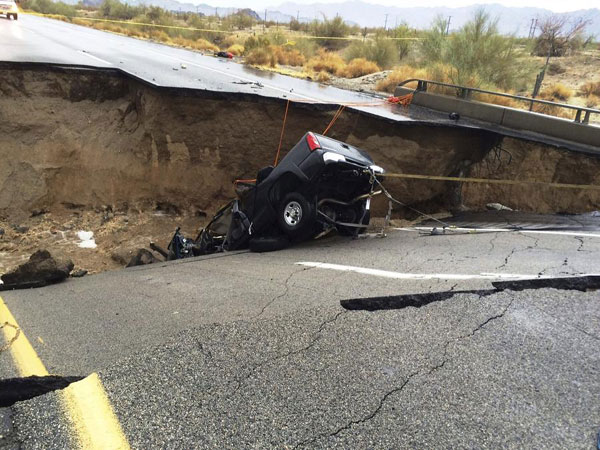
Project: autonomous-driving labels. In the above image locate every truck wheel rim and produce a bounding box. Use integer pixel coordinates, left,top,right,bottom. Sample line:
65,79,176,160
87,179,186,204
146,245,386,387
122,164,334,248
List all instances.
284,201,302,227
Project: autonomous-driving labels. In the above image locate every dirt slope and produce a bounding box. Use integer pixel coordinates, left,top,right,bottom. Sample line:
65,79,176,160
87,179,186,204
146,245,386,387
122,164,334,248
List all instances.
1,65,599,275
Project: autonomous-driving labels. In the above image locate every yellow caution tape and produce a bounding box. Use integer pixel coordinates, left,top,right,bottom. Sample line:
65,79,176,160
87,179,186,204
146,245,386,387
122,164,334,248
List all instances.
25,11,423,40
382,172,600,191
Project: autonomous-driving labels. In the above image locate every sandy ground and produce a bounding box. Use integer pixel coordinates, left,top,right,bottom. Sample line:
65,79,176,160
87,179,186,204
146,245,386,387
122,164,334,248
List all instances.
0,209,204,277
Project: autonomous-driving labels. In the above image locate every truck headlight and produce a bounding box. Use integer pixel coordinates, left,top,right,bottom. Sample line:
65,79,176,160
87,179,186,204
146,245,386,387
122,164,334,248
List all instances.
369,164,385,174
323,152,346,164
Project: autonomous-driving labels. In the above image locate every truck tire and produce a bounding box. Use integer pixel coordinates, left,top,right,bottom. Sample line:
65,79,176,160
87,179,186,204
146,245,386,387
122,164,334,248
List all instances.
277,192,315,239
249,236,289,253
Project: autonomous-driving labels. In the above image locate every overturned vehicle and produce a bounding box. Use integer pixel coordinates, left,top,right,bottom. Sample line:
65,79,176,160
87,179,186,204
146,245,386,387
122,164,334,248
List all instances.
169,132,385,257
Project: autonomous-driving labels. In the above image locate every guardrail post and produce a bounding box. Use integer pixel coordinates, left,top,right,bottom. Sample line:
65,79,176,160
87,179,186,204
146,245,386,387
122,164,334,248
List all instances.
574,109,582,123
583,111,591,125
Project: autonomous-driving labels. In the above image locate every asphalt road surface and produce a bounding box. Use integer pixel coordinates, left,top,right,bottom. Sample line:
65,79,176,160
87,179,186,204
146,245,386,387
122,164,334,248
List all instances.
1,225,600,448
0,14,407,121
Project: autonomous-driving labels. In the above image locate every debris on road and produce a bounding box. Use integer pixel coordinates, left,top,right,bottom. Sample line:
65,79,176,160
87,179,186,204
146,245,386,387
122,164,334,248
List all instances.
215,51,233,59
0,250,73,290
77,231,97,248
486,202,513,211
126,249,161,267
70,269,88,278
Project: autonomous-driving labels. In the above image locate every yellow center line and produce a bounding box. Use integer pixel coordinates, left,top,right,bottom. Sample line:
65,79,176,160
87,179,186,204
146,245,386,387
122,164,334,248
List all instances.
0,295,131,449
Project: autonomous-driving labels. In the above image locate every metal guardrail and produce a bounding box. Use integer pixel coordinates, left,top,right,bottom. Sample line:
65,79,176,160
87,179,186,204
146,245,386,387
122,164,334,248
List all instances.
398,79,600,125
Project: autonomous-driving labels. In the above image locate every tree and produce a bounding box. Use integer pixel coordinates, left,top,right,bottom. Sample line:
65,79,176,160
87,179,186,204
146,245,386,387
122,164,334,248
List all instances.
533,16,589,60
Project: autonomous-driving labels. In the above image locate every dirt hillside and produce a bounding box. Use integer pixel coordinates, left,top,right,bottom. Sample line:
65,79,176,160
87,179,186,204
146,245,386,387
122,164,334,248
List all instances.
1,66,599,275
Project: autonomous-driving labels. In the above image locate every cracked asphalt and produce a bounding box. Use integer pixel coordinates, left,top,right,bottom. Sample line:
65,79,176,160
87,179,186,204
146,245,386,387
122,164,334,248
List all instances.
2,226,600,448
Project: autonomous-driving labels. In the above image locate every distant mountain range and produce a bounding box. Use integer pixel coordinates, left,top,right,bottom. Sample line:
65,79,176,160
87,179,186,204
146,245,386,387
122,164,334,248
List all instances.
72,0,600,37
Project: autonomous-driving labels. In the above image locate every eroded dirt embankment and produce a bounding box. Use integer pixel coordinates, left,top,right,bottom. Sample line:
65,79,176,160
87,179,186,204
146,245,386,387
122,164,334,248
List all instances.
1,66,599,274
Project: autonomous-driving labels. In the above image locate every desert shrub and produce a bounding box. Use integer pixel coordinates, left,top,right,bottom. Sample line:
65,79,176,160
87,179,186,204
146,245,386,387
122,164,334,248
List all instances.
579,81,600,97
540,83,573,102
533,16,588,57
421,10,532,92
421,16,447,62
344,37,398,69
245,47,277,67
21,0,76,17
305,49,346,74
271,46,306,66
227,44,245,55
267,31,287,46
316,71,331,82
98,0,145,20
532,103,573,119
293,39,318,59
310,15,352,50
149,30,170,42
585,95,600,108
244,35,271,52
474,92,517,107
221,35,244,48
310,15,350,38
547,62,566,75
375,65,428,92
338,58,380,78
389,24,416,60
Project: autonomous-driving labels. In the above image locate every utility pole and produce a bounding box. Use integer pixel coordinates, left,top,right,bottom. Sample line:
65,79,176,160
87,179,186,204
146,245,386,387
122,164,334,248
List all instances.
528,18,535,39
446,16,451,35
384,13,388,31
263,9,267,31
297,10,299,21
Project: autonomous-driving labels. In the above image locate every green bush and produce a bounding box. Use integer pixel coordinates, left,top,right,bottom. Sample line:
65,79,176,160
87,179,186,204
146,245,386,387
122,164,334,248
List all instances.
98,0,145,20
421,9,533,91
344,37,398,69
22,0,76,17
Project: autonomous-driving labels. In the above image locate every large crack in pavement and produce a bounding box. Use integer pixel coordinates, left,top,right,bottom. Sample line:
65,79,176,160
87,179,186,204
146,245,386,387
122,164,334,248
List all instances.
340,275,600,311
0,376,83,407
294,296,515,448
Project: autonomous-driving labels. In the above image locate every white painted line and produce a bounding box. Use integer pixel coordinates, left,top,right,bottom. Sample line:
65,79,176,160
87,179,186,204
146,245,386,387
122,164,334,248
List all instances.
145,48,318,101
296,262,544,281
78,51,113,66
395,227,600,239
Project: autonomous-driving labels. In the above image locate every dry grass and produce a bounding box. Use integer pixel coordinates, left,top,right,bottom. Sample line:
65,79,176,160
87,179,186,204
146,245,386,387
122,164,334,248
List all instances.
244,45,306,68
227,44,245,56
337,58,380,78
540,83,573,102
375,65,428,93
579,81,600,98
221,34,245,48
316,71,331,82
474,92,518,108
585,95,600,108
305,49,346,75
149,30,170,42
272,46,306,66
245,47,278,67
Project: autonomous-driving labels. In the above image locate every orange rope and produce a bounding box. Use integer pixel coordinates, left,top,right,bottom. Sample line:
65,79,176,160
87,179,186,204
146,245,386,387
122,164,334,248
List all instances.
322,105,346,136
273,99,290,167
233,178,257,184
387,93,413,106
233,96,401,185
